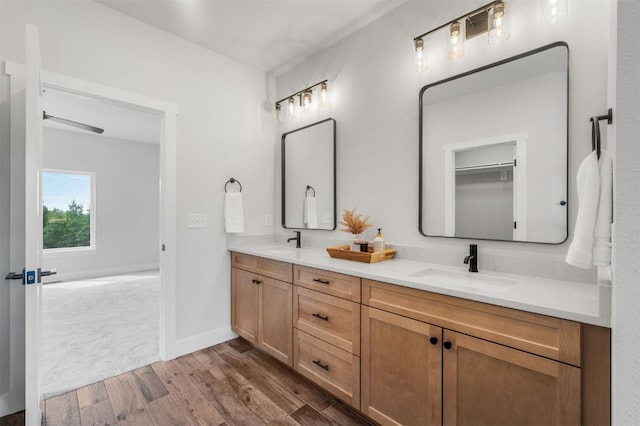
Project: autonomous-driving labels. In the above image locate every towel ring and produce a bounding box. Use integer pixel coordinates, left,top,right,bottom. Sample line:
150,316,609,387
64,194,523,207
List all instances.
590,108,613,160
225,178,242,193
305,185,316,197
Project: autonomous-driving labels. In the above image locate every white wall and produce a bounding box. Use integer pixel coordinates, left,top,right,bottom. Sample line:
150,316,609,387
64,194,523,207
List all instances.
0,0,275,349
275,0,607,284
613,0,640,422
42,128,160,281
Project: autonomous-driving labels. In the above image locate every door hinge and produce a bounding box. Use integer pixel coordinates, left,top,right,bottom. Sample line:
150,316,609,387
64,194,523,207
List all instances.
513,221,517,229
514,158,517,167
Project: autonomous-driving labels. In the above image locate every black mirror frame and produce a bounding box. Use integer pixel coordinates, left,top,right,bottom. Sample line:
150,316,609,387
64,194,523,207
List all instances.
281,117,337,231
418,41,570,244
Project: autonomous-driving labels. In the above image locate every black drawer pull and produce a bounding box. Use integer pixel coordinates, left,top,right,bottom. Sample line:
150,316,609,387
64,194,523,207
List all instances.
312,278,330,285
312,359,329,371
252,279,262,285
312,313,329,321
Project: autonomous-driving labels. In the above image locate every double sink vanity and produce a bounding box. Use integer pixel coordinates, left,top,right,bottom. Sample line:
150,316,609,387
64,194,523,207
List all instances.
253,40,611,425
228,238,610,426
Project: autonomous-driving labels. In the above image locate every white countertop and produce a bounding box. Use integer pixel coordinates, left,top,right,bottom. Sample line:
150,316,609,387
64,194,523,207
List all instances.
227,238,611,327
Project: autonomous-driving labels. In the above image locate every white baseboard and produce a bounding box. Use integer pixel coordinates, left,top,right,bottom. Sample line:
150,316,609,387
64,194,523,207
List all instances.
173,326,238,358
45,263,160,283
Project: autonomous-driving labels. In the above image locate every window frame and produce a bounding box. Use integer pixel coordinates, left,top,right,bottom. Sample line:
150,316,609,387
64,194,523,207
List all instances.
42,168,97,255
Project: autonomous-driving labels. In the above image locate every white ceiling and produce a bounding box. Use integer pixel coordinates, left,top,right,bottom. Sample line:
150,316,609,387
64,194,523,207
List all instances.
44,0,407,142
43,88,162,144
96,0,407,75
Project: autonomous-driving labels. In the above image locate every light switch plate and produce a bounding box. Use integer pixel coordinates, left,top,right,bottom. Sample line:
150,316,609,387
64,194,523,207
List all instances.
187,213,207,228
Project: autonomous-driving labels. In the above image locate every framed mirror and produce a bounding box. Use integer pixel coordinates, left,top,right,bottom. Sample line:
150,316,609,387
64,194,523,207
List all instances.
282,118,336,230
419,42,569,244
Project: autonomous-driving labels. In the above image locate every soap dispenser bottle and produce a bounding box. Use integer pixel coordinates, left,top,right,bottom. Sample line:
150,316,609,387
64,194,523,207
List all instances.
373,228,385,253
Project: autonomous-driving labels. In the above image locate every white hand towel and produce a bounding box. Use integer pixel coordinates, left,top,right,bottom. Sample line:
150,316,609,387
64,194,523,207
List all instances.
304,196,318,229
566,151,600,269
224,192,244,233
592,150,613,266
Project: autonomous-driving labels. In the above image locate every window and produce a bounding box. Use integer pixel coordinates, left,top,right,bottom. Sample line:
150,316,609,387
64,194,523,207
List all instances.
42,170,95,251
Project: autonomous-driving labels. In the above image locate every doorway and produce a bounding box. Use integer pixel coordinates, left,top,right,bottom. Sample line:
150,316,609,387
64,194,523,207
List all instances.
40,88,163,397
1,60,178,418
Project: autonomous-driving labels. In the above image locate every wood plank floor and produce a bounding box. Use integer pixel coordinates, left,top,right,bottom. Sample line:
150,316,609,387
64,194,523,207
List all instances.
37,338,373,426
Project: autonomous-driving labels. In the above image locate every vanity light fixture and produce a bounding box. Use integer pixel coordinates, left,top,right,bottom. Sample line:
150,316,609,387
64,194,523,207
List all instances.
275,80,328,123
275,103,282,123
540,0,567,24
413,1,510,70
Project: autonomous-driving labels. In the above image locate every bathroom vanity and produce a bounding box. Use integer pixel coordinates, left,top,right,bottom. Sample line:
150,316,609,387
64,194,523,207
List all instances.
229,241,610,426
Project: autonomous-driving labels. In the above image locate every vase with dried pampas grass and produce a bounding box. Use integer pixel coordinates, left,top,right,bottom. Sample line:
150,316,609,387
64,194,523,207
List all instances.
339,208,372,251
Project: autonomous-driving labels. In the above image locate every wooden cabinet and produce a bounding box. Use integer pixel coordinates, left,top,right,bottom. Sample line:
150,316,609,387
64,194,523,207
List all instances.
230,252,610,425
292,267,362,409
231,255,293,366
442,330,580,426
361,280,586,426
361,306,442,426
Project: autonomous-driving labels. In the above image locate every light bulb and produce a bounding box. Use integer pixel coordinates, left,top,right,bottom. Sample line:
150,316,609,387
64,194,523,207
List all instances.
275,103,282,123
413,38,427,73
287,97,294,116
320,82,328,107
488,1,510,45
446,22,464,61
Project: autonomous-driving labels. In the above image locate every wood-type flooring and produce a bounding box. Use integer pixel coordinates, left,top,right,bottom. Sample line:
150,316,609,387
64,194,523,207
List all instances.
7,338,372,425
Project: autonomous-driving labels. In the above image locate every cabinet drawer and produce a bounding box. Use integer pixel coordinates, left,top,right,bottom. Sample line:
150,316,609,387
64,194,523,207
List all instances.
294,286,360,356
231,252,292,282
293,329,360,409
294,265,360,302
362,279,581,366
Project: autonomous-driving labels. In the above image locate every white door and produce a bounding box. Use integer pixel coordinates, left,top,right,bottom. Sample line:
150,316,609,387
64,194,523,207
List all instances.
24,23,45,425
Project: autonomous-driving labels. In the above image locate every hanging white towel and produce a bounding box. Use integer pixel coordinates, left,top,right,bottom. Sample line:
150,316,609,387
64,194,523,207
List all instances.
592,150,613,266
224,192,244,233
566,151,600,269
304,196,318,229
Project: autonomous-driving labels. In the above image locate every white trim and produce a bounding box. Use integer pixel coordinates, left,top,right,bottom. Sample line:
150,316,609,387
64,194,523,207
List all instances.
43,263,159,284
174,327,238,358
42,168,96,252
6,59,179,362
443,132,528,239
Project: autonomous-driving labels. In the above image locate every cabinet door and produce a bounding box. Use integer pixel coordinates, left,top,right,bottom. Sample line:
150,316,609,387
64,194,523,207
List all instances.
231,268,259,345
443,330,580,426
259,276,293,366
361,306,442,426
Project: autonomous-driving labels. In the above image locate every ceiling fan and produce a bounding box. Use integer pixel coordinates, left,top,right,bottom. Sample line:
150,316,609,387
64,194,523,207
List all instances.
43,111,104,134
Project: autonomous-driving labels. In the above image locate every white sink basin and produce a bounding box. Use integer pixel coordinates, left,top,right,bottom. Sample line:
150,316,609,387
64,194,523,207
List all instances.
408,268,517,293
261,246,300,256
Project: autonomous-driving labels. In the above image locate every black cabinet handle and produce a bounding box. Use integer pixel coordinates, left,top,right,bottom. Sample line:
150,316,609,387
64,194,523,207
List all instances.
312,359,329,371
429,337,438,345
312,313,329,321
443,341,452,350
312,278,330,285
252,279,262,285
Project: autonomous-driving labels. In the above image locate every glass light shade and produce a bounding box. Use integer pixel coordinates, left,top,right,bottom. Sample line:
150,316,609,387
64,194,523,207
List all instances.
488,1,510,45
275,103,282,123
446,21,465,61
287,97,295,118
540,0,567,24
320,82,328,107
413,38,427,73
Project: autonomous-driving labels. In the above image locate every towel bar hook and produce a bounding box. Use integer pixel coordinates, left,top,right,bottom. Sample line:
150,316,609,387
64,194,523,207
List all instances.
305,185,316,197
225,178,242,193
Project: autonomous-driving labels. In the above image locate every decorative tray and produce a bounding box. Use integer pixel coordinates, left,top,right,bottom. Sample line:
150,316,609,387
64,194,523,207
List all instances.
326,245,396,263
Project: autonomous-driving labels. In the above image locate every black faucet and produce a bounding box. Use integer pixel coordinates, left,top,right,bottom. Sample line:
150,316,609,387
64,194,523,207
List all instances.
287,231,301,248
463,244,478,272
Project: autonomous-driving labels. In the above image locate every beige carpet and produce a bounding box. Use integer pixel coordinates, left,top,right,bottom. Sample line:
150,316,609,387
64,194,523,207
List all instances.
42,270,160,398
